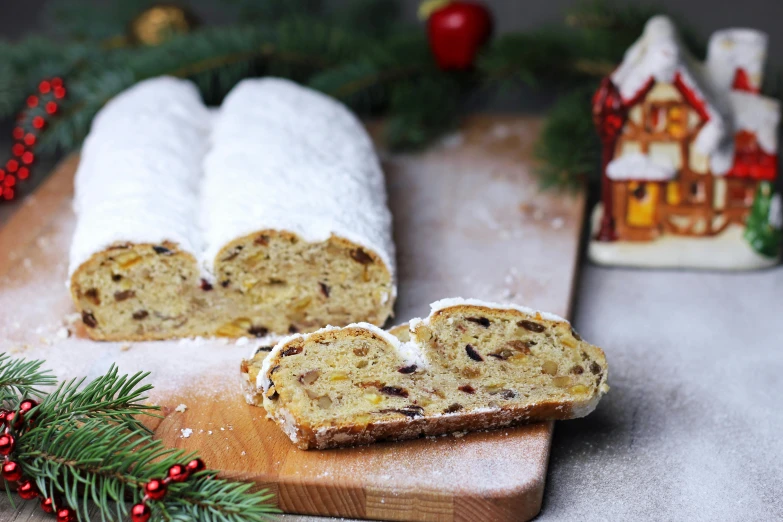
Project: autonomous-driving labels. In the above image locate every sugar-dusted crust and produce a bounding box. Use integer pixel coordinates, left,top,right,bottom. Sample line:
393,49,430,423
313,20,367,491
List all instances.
68,77,396,340
251,299,609,450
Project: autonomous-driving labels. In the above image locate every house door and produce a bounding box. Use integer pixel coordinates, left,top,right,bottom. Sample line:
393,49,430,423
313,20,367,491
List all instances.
626,182,659,227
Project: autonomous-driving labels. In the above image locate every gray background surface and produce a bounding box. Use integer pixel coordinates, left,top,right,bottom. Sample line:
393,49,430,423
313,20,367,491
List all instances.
0,1,782,521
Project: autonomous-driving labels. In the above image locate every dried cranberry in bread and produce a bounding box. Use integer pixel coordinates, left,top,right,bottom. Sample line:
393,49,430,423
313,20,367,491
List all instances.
253,299,609,450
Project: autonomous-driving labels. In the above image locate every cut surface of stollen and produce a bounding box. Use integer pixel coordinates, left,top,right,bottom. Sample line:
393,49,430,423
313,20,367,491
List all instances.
244,298,609,450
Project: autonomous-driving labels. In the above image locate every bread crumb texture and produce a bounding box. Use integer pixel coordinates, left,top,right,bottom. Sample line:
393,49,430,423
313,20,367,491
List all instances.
244,300,609,449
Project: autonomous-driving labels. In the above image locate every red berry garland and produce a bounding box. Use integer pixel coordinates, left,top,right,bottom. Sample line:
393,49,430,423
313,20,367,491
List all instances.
1,77,67,201
131,458,210,520
0,397,214,521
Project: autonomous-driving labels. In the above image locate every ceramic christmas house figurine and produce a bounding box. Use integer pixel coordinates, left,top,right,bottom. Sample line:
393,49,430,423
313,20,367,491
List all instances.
590,15,782,269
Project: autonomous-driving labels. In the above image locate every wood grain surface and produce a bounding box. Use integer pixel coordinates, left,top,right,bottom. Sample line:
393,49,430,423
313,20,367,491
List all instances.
0,116,585,522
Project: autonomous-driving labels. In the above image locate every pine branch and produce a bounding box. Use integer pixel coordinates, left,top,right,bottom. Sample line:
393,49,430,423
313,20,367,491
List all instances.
33,365,158,433
0,355,279,521
533,86,600,191
0,354,56,403
19,417,277,521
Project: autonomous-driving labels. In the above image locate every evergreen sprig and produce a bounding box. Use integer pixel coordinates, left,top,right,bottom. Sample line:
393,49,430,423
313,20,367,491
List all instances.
0,0,748,191
0,354,57,403
0,355,278,521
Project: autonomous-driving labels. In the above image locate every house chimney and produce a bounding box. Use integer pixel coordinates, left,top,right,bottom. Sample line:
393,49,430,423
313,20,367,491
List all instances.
705,28,768,94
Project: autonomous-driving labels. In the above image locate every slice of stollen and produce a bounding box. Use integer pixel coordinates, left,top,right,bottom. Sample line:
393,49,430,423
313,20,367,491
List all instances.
252,299,609,450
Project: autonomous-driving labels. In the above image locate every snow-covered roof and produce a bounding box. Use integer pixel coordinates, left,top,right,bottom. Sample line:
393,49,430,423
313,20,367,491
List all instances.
730,91,780,154
609,16,777,177
606,152,677,182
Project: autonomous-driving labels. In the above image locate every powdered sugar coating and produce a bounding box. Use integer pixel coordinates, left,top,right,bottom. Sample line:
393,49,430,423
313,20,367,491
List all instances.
68,77,211,277
422,297,567,324
200,78,395,280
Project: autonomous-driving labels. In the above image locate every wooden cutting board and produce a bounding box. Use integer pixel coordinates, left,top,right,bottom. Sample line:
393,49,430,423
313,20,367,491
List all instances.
0,115,585,522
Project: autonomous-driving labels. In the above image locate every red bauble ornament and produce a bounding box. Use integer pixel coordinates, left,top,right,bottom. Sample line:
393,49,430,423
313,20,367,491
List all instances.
17,479,38,500
186,458,205,474
40,497,55,513
0,433,15,455
2,460,22,481
56,507,76,522
144,478,167,500
427,1,492,70
131,502,152,522
167,464,189,482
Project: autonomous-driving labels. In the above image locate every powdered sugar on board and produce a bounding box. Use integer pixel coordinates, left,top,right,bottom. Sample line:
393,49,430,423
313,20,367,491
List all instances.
0,210,272,401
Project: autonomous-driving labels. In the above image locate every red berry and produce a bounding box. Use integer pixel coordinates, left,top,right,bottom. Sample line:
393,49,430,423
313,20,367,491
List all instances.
2,187,14,200
186,458,205,474
167,464,189,482
0,433,15,455
40,497,55,513
4,176,15,187
12,127,24,140
23,133,35,146
39,81,52,94
45,101,58,115
11,143,25,157
143,478,167,500
56,507,76,522
54,87,66,99
26,95,39,108
17,479,38,500
2,461,22,481
17,167,29,180
131,502,151,522
0,410,7,423
19,399,38,413
51,77,63,88
32,116,45,129
4,409,23,428
21,152,34,165
6,159,19,173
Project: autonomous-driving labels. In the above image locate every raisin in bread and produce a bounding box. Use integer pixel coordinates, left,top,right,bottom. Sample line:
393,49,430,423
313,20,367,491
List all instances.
252,299,609,450
69,77,395,340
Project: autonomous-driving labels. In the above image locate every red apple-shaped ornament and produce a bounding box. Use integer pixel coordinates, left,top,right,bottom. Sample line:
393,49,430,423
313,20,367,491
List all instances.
425,1,493,70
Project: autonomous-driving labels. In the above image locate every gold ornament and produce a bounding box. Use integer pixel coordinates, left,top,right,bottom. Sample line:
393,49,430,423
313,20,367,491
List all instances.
129,4,197,46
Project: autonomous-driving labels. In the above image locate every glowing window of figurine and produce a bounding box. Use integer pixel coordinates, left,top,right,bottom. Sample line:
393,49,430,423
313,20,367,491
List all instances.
665,106,688,138
627,181,658,227
666,181,681,205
